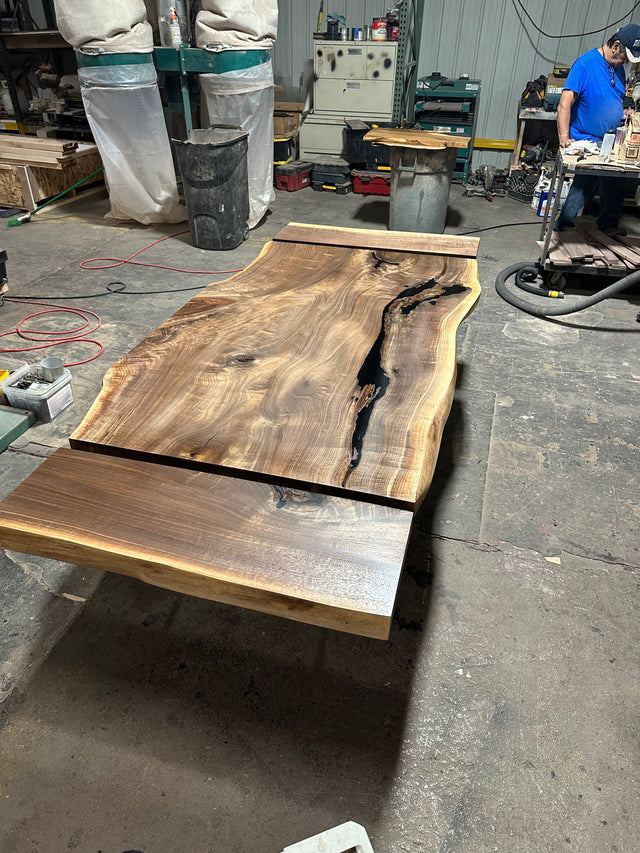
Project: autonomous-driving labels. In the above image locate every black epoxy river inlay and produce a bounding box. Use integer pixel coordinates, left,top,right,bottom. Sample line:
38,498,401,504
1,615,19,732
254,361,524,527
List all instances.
343,277,468,483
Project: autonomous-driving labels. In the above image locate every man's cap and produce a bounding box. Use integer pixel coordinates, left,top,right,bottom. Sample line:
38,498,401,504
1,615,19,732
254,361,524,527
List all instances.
615,24,640,62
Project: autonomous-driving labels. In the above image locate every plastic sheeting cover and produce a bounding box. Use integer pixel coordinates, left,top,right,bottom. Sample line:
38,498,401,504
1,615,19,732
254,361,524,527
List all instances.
54,0,152,53
79,64,185,224
199,59,275,228
196,0,278,49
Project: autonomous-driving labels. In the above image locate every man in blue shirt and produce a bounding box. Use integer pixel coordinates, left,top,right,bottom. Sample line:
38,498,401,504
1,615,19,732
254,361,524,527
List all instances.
555,24,640,236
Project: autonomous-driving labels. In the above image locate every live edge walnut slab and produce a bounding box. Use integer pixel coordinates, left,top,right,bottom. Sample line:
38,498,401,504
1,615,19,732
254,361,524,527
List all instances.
0,224,480,639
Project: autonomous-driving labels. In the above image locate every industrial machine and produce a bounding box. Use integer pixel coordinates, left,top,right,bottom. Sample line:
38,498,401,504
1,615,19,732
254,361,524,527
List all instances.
414,72,481,182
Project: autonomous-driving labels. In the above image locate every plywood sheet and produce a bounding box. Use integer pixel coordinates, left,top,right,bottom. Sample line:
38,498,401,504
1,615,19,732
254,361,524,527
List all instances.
0,448,412,639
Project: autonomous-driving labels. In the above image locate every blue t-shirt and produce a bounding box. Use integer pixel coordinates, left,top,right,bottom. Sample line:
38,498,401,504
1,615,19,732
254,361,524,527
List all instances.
564,47,625,142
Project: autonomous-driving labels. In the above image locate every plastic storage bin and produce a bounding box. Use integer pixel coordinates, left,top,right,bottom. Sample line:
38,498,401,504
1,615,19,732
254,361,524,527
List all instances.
174,125,249,251
345,121,393,169
2,363,73,423
273,135,295,165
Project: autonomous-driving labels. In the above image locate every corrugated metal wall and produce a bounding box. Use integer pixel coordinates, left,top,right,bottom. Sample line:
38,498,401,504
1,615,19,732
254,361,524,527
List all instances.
273,0,637,169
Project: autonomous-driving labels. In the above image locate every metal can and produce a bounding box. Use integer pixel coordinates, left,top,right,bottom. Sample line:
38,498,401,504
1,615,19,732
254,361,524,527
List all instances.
372,18,387,40
388,23,399,40
352,26,363,41
363,24,373,40
339,25,349,40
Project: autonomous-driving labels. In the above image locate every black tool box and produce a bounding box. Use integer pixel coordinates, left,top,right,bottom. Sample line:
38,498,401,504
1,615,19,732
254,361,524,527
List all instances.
311,179,352,194
344,119,393,170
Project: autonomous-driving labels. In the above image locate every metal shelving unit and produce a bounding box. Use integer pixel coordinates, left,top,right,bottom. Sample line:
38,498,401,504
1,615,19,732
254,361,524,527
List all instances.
392,0,425,124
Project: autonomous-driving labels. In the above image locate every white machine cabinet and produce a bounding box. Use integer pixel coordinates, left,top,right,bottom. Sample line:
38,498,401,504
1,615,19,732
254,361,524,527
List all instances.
300,40,398,157
313,40,397,118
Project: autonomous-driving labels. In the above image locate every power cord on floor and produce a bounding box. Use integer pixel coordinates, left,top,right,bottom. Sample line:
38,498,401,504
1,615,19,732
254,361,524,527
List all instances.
458,221,541,236
0,298,103,366
0,231,246,363
79,230,244,276
5,230,245,300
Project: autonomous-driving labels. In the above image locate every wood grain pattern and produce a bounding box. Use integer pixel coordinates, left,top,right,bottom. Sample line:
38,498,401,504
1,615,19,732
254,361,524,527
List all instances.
0,225,478,636
0,134,77,153
71,229,480,510
363,128,471,150
0,448,412,639
275,222,480,258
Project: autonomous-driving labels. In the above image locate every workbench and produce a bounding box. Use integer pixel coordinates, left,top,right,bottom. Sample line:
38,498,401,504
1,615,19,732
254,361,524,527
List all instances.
538,149,640,283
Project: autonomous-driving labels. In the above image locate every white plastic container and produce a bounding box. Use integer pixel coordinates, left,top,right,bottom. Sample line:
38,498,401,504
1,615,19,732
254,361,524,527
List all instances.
2,363,73,422
532,175,550,211
538,179,570,216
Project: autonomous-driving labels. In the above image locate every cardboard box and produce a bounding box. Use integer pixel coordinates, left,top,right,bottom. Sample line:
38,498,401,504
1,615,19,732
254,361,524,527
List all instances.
273,101,304,139
544,73,567,110
613,113,640,163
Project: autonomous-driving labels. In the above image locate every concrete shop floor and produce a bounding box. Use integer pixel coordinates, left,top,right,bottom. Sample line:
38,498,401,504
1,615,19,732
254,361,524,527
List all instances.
0,182,639,853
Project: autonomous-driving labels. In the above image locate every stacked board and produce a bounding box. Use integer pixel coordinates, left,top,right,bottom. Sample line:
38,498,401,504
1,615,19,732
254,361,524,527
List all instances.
0,224,480,639
0,134,102,209
547,220,640,271
0,134,98,170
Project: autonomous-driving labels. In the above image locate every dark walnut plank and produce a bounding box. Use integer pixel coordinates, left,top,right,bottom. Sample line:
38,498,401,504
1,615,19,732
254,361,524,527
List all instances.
0,448,412,639
275,222,480,258
72,229,480,510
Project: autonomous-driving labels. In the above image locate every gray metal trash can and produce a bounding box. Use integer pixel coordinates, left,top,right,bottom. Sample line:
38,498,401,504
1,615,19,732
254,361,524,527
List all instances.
389,146,457,234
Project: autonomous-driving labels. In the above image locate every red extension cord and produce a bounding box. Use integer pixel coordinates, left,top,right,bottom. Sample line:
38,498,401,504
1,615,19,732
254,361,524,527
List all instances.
1,231,244,366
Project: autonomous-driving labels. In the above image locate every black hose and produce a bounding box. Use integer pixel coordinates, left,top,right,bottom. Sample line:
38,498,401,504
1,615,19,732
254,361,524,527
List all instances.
495,262,640,316
514,264,564,298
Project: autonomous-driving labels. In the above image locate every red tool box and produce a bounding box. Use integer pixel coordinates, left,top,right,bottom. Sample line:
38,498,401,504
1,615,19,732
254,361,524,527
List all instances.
350,169,390,196
275,161,313,191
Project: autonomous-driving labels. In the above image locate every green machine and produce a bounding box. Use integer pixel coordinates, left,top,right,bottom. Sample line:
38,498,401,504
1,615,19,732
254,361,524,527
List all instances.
153,45,271,137
414,72,481,182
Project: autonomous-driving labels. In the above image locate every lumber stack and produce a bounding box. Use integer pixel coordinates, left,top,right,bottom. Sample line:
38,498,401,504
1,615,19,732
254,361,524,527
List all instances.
0,134,97,170
547,219,640,271
0,134,102,209
0,224,480,640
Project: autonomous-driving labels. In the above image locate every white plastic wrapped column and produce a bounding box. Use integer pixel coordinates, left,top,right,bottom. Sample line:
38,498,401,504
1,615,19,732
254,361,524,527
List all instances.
54,0,152,53
195,0,278,49
79,63,185,224
199,60,275,229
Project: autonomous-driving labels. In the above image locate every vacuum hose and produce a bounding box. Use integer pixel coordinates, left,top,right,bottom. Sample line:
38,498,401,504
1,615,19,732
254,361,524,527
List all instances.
495,262,640,316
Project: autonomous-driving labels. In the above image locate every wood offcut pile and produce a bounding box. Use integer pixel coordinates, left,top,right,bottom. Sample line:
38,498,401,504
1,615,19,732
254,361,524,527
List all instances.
0,134,97,170
547,220,640,271
0,133,102,209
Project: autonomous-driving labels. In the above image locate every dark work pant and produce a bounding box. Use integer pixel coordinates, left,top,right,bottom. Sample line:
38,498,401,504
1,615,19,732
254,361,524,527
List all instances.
554,174,626,231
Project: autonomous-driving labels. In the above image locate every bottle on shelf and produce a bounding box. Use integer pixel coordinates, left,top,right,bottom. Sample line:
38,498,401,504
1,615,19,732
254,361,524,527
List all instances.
158,0,188,48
